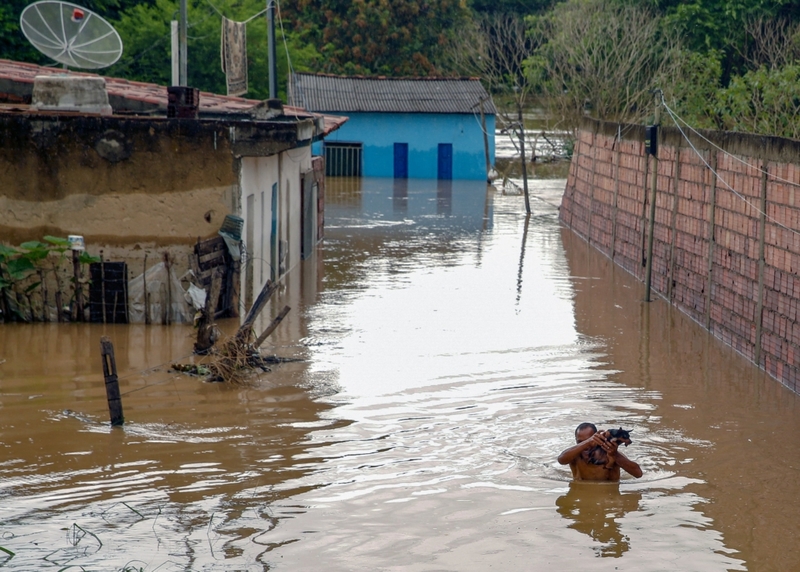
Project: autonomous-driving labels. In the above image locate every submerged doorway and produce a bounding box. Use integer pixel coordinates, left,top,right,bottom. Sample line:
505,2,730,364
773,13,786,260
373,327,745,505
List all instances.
437,143,453,180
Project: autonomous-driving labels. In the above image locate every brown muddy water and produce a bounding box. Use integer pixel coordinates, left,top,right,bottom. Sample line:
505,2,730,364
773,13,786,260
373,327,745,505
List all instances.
1,177,799,571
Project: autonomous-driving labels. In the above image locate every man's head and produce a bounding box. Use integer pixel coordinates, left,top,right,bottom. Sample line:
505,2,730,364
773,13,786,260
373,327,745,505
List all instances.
575,422,597,444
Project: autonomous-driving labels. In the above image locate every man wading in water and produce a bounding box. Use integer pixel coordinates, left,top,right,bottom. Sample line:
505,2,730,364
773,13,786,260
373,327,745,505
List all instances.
558,423,643,481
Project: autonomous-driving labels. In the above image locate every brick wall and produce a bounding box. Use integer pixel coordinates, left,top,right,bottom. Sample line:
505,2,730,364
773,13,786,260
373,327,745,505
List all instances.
561,117,800,392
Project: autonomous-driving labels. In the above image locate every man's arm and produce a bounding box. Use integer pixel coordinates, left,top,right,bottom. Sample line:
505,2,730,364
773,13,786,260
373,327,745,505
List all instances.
557,433,606,465
608,448,643,478
615,451,643,478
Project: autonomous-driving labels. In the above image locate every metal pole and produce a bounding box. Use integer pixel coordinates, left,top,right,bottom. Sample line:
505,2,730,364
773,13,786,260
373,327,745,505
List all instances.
644,90,661,302
179,0,188,86
478,96,491,181
171,20,179,86
267,0,278,99
517,98,531,215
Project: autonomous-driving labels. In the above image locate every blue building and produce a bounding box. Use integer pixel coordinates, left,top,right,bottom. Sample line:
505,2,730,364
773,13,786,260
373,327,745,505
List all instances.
290,73,496,181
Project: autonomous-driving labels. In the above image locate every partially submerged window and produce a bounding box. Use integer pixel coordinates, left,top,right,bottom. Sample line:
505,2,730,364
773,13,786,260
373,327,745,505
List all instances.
325,142,363,177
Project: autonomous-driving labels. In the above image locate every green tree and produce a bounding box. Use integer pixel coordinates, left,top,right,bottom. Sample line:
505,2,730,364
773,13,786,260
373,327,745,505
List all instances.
107,0,319,100
717,64,800,139
527,0,683,128
646,0,800,78
280,0,472,76
468,0,559,14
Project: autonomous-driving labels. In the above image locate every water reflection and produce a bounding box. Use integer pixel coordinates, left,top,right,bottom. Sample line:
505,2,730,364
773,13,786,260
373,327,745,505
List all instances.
555,483,641,558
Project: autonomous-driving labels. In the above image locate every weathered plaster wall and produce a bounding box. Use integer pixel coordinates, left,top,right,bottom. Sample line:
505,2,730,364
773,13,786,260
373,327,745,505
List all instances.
561,117,800,392
239,146,312,309
0,114,238,245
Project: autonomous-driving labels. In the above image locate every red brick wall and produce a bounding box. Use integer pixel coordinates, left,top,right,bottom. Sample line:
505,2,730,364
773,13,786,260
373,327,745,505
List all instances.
561,117,800,392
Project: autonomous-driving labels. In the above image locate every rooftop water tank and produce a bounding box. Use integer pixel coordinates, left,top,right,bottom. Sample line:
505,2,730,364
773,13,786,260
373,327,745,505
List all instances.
31,74,112,115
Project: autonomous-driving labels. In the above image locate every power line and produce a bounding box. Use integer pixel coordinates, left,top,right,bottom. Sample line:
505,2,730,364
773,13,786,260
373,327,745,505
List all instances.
661,94,800,190
204,0,267,24
659,94,800,239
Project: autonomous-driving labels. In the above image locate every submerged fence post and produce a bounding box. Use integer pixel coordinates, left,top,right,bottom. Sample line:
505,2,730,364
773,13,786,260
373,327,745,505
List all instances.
100,336,124,426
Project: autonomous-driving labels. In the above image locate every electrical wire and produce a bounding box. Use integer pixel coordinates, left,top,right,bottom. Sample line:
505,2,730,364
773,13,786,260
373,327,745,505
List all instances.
659,94,800,239
276,0,295,101
661,93,800,189
204,0,267,25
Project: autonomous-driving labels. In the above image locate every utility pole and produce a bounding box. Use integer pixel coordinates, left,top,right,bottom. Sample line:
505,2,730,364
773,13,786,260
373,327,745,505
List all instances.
517,96,531,215
644,90,661,302
267,0,278,99
179,0,188,85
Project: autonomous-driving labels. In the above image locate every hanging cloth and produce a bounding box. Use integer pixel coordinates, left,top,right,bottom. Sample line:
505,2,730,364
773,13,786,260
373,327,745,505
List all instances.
221,17,248,96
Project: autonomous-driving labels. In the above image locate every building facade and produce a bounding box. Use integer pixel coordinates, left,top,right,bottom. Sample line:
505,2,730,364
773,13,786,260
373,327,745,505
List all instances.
0,59,344,323
290,73,496,181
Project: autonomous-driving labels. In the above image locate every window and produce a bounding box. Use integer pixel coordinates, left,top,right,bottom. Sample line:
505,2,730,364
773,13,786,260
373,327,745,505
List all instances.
325,142,363,176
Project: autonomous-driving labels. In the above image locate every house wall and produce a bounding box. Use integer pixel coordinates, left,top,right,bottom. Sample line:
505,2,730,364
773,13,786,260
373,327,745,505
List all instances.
240,146,312,308
0,112,318,323
560,117,800,392
313,112,496,180
0,115,238,246
0,114,242,322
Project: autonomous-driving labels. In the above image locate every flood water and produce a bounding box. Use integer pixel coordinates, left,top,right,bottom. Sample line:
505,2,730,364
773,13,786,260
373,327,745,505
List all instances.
1,176,799,571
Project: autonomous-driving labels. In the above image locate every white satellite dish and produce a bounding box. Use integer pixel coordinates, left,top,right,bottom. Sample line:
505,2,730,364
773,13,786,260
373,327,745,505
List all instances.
20,1,123,69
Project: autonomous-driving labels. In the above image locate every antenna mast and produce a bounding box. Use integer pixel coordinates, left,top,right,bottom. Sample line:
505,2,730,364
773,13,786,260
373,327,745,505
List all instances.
179,0,188,85
267,0,277,99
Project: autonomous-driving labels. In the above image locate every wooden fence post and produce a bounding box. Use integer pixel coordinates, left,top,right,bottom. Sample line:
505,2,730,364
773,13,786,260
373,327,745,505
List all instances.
667,148,681,302
705,152,719,329
254,305,291,348
100,336,124,426
72,250,84,321
754,163,769,366
610,125,621,260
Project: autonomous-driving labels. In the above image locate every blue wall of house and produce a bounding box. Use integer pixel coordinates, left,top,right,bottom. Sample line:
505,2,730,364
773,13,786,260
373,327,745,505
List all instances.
313,112,496,180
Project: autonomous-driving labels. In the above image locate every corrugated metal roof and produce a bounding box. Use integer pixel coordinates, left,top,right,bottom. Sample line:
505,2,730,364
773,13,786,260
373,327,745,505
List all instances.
291,73,497,115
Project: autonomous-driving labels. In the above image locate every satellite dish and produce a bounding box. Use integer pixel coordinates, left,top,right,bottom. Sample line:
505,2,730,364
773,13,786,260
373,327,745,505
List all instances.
20,1,123,69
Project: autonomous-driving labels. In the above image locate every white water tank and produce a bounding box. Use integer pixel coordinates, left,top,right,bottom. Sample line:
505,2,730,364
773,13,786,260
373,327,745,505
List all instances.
31,74,112,115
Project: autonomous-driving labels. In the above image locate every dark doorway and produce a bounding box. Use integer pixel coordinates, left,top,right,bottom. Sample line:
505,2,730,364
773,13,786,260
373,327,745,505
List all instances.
89,262,128,323
394,143,409,178
437,143,453,180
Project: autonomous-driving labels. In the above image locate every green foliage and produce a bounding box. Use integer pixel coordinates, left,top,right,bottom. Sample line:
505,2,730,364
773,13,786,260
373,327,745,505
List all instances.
716,64,800,139
664,50,724,130
0,237,100,322
281,0,472,76
469,0,559,14
106,0,320,100
526,0,682,127
648,0,800,77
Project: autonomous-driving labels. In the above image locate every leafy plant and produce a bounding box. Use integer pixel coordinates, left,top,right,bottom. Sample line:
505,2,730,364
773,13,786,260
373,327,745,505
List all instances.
0,237,102,322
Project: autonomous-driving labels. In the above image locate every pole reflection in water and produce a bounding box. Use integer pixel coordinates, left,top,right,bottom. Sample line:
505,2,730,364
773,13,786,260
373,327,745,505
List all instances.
1,176,798,571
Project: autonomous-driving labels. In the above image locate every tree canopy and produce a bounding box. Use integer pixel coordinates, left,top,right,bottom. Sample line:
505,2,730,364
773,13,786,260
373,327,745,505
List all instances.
2,0,800,138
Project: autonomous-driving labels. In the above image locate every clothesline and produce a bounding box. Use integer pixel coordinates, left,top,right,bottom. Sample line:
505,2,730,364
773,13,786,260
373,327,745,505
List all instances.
205,0,268,25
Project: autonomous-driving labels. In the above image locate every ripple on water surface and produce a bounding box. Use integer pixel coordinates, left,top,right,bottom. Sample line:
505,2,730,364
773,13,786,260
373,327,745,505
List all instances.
0,178,781,570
